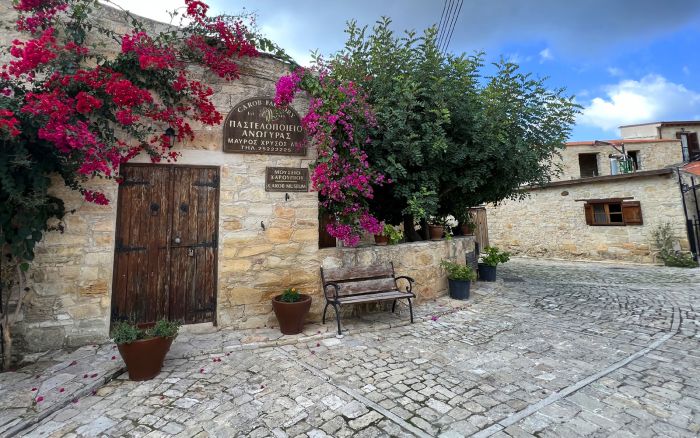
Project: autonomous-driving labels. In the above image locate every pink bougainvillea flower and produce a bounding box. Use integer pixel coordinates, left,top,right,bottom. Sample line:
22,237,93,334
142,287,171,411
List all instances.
31,387,37,391
59,387,65,393
199,368,204,373
431,315,439,322
90,373,97,378
111,356,116,360
316,342,320,347
91,389,97,396
36,396,44,403
83,374,88,378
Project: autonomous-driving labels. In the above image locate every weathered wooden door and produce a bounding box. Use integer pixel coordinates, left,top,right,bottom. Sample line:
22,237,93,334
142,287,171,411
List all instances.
111,165,219,326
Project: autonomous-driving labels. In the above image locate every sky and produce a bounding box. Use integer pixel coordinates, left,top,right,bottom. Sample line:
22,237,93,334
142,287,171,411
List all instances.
111,0,700,141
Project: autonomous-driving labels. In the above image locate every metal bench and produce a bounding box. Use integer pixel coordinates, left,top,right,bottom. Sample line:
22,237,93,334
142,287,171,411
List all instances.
320,263,415,335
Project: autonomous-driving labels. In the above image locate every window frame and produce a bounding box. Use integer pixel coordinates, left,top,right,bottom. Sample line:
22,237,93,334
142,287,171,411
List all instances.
584,200,643,227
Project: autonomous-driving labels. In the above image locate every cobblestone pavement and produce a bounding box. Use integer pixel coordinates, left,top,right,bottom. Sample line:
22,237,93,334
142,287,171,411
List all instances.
16,258,700,437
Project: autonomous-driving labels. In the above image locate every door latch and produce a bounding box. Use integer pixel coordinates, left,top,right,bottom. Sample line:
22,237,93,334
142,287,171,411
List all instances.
188,248,194,257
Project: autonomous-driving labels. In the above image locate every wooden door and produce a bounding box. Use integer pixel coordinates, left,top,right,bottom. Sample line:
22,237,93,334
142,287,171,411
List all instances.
111,165,219,326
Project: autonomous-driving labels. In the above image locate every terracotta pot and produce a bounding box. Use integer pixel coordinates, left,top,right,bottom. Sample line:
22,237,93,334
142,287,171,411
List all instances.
460,224,475,236
428,225,444,240
272,294,312,335
117,336,174,381
374,235,389,246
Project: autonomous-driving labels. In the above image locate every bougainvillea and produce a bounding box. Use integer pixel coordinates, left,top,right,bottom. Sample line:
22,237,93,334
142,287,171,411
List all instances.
275,67,386,246
0,0,285,260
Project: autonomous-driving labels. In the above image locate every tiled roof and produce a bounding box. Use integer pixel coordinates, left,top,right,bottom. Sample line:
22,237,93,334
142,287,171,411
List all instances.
681,161,700,177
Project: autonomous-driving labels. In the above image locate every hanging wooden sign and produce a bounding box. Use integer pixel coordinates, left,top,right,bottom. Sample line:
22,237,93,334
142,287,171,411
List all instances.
265,167,309,192
223,98,306,156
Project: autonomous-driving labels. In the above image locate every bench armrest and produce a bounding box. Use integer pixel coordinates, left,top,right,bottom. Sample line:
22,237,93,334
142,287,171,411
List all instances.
394,276,415,293
323,282,340,301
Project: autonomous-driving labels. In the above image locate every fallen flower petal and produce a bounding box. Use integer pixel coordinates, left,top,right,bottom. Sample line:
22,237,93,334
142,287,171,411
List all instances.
36,396,44,402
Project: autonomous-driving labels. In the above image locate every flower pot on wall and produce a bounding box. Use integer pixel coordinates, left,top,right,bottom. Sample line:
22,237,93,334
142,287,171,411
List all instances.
448,279,471,300
428,225,444,240
478,263,497,282
460,224,474,236
118,336,174,381
374,235,389,246
271,294,312,335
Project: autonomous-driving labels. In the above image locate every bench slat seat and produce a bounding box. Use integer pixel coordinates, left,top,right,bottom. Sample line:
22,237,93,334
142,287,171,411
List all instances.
335,290,413,304
320,262,415,335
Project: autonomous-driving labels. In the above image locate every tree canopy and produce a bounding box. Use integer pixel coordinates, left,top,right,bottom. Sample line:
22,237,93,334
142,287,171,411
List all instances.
327,18,580,237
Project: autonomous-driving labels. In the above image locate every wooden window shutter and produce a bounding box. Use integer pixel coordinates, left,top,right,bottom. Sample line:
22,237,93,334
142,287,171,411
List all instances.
584,203,594,225
622,201,643,225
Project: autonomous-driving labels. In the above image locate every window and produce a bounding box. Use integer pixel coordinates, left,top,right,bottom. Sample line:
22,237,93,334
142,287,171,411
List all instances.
584,200,643,226
578,153,599,178
627,151,640,170
677,132,700,162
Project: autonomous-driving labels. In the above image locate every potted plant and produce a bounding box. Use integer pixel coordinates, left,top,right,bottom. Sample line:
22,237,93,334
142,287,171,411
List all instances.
111,319,180,381
440,260,477,300
374,222,389,245
376,223,404,245
271,287,312,335
428,215,457,240
478,246,511,281
459,211,476,236
428,219,444,240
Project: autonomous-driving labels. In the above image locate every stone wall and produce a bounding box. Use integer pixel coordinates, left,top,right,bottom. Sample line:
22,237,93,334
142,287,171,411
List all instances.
557,140,682,181
320,237,475,303
487,171,689,263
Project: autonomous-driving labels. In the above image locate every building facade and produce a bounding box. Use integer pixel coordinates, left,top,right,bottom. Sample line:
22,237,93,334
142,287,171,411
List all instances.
1,5,474,354
487,121,700,264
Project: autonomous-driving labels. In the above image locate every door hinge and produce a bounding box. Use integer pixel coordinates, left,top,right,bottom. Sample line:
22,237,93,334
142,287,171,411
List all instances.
115,239,147,253
193,175,219,189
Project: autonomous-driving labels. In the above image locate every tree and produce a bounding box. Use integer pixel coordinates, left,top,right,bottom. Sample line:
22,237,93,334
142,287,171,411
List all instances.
328,18,579,239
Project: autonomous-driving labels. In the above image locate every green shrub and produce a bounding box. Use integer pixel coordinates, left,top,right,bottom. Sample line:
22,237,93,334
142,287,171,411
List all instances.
652,223,699,268
280,287,303,302
480,246,511,267
148,320,180,338
440,260,476,281
110,319,180,345
382,224,404,244
662,252,699,268
110,321,142,345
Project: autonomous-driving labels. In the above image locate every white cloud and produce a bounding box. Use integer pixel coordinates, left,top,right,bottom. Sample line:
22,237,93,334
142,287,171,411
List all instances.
683,66,691,75
538,48,553,63
578,74,700,132
607,67,624,77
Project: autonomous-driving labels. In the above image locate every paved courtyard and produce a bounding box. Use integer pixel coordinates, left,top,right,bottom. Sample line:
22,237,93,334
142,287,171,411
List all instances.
16,258,700,437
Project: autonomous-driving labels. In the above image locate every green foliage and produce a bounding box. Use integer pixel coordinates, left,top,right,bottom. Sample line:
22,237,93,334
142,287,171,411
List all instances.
440,260,476,281
280,287,302,303
110,321,142,345
327,18,579,229
480,246,511,267
110,319,180,344
148,319,180,338
381,224,404,244
652,223,699,268
403,187,438,222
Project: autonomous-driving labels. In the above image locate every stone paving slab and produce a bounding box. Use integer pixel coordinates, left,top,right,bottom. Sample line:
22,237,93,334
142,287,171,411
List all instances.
0,344,124,436
0,282,498,436
9,258,700,437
